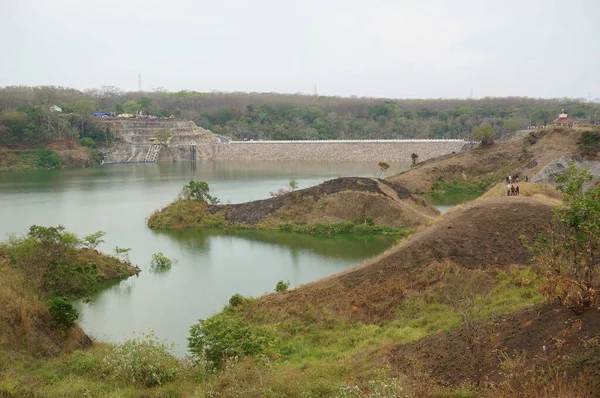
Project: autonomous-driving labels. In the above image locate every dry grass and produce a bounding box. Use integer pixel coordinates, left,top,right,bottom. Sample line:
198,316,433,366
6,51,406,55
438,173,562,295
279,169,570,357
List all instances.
480,182,562,204
0,261,89,357
388,127,584,193
262,189,437,228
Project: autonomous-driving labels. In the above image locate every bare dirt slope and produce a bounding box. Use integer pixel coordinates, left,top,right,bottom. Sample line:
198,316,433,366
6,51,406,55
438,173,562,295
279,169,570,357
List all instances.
214,177,438,228
388,127,583,192
47,138,95,167
389,303,600,389
246,196,554,323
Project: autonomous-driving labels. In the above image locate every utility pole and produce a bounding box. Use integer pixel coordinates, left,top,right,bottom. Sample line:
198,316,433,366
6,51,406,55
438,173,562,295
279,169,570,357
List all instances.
138,73,142,92
314,84,317,96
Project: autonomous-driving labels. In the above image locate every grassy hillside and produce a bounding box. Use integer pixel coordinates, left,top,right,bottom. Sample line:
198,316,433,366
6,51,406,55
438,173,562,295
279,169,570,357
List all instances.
388,127,594,194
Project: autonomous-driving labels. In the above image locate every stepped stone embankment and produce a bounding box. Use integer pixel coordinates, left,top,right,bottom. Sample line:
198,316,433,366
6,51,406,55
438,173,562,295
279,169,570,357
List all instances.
99,119,215,163
197,140,467,163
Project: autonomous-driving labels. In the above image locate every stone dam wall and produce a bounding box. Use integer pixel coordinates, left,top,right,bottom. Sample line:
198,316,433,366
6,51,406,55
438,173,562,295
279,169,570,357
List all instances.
196,140,468,163
97,119,468,163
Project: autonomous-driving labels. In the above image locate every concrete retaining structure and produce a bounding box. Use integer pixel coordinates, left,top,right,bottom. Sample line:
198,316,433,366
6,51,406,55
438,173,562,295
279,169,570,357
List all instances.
196,139,468,163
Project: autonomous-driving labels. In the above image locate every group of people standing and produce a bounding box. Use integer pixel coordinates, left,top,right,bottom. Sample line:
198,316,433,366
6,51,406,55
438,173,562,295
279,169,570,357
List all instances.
505,174,525,196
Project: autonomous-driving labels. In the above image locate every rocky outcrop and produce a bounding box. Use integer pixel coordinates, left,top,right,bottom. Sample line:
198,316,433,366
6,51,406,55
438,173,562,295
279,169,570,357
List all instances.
531,155,600,189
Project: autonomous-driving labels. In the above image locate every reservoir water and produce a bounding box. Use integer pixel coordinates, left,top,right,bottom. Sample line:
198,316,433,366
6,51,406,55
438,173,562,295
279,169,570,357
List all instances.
0,161,409,354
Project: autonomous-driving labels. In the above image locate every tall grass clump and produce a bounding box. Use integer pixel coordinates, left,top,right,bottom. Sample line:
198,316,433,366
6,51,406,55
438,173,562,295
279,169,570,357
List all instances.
102,331,181,387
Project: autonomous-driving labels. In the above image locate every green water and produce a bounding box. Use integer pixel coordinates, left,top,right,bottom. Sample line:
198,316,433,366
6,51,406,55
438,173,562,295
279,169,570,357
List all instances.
0,161,407,354
424,192,482,213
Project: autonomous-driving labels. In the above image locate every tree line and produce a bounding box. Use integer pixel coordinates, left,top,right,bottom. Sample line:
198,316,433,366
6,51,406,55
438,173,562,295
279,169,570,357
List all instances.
0,85,597,146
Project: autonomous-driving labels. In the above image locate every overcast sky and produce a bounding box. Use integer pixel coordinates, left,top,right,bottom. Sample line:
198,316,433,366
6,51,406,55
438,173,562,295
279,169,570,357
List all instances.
1,0,598,99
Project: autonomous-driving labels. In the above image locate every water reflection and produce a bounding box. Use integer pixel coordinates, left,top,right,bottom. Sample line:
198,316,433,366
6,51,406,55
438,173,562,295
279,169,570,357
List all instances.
152,228,398,261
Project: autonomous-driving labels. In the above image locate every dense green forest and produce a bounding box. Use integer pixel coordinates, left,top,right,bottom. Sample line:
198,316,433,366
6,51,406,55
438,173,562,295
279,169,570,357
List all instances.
0,85,597,146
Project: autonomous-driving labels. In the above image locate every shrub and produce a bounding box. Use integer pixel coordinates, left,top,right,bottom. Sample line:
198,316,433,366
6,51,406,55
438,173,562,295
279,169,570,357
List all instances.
43,261,101,298
46,297,79,329
80,137,95,148
275,280,290,292
181,180,220,204
229,293,245,307
578,130,600,156
188,312,279,369
288,177,298,191
473,125,495,146
525,162,600,313
35,149,62,168
103,331,180,387
150,252,173,271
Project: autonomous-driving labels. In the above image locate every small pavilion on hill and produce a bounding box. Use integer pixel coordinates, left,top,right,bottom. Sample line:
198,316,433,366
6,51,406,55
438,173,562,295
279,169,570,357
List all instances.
550,109,576,128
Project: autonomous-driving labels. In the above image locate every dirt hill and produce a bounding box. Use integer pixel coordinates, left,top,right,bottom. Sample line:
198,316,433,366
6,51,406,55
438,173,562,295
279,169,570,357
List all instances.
217,177,438,228
389,302,600,392
388,127,585,193
150,177,440,230
245,196,554,323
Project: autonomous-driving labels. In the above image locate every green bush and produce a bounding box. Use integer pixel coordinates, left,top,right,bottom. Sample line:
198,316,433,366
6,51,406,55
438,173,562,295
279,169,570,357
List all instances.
46,297,79,329
43,261,102,298
150,252,173,271
90,149,104,164
103,331,180,387
275,280,290,292
80,137,95,148
188,312,279,369
35,149,62,168
229,293,245,307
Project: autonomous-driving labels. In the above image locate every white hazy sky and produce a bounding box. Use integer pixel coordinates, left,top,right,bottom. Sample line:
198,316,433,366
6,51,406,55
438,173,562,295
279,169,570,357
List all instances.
1,0,598,99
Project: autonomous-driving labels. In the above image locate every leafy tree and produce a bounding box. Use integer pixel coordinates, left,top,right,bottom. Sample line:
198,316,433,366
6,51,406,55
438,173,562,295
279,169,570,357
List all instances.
0,111,29,143
502,117,522,132
411,153,419,167
473,125,495,146
138,96,153,111
155,128,172,146
82,230,106,250
288,177,298,191
378,161,390,178
525,162,600,314
114,103,124,114
72,100,97,117
122,100,141,115
181,181,220,204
